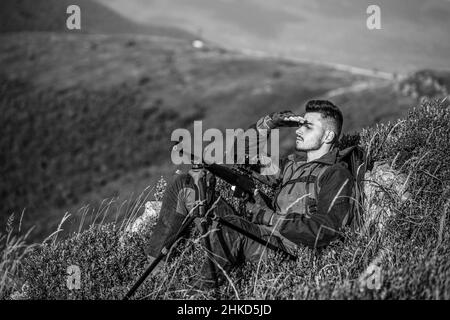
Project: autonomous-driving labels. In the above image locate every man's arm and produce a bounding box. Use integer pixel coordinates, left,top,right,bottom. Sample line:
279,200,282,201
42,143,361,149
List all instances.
255,165,354,248
228,114,279,186
231,112,302,186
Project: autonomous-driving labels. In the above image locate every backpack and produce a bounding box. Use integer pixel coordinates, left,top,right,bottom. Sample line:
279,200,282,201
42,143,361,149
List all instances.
336,146,367,231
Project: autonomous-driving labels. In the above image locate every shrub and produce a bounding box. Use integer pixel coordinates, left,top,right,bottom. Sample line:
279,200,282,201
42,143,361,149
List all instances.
19,223,147,299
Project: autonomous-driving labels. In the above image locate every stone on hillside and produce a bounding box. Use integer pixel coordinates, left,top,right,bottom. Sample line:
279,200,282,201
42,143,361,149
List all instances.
363,161,411,232
125,201,162,235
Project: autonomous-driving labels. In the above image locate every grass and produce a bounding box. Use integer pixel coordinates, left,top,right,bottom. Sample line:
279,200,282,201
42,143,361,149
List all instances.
1,98,449,300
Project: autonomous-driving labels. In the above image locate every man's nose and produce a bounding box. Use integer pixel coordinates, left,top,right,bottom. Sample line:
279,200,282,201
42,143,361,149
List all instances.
296,127,303,135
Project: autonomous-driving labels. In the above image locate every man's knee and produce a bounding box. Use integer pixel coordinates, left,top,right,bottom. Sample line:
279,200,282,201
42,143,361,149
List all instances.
160,173,195,213
221,214,262,236
221,214,242,226
213,215,253,249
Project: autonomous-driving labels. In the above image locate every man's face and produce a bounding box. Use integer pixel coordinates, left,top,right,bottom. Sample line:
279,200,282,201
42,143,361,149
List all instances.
295,112,326,152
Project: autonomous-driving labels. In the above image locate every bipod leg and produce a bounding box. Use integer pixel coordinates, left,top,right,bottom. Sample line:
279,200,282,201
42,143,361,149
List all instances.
123,213,198,300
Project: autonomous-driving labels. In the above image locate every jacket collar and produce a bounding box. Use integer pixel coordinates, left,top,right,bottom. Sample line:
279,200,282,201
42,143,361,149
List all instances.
293,147,339,165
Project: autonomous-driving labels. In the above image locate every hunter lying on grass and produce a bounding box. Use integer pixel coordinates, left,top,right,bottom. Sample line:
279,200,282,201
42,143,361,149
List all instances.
146,100,354,294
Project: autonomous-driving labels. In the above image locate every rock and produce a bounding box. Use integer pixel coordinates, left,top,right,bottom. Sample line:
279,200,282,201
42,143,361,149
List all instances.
119,201,162,246
362,161,410,233
125,201,162,234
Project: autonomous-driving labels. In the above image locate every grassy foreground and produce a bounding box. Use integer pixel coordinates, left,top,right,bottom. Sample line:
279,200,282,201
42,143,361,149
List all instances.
1,99,449,300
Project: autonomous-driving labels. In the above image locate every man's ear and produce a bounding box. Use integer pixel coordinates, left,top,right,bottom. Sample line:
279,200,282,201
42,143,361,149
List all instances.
323,130,336,144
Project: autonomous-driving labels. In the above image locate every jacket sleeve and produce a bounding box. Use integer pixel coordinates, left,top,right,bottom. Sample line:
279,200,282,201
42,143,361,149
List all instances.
271,165,353,248
227,115,283,186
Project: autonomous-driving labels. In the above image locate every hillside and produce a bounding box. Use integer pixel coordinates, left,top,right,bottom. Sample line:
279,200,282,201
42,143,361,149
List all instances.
100,0,450,73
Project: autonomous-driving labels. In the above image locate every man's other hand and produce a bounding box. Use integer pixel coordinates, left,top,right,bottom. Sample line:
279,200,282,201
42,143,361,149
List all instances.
246,190,274,225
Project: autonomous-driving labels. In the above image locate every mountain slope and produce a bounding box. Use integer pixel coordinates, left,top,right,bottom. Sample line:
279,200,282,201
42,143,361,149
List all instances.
99,0,450,73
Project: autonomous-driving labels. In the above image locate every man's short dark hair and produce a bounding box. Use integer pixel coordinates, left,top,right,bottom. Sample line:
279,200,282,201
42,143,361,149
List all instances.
305,100,343,143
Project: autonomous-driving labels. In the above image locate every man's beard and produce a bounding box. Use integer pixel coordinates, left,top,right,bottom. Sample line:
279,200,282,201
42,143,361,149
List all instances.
295,138,322,152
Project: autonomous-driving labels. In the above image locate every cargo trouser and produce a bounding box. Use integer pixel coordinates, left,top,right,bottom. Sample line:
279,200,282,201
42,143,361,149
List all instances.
145,173,297,279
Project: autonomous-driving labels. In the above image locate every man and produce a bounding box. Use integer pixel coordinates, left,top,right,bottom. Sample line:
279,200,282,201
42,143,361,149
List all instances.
146,100,354,292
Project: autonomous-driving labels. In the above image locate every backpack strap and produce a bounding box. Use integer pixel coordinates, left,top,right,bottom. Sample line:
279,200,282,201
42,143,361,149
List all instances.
281,175,317,193
303,163,320,196
277,163,330,197
278,159,313,194
304,164,329,215
272,155,296,210
298,164,330,199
